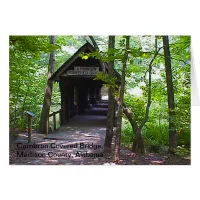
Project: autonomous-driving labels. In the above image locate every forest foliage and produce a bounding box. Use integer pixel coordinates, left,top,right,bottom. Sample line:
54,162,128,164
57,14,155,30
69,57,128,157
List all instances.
9,35,190,155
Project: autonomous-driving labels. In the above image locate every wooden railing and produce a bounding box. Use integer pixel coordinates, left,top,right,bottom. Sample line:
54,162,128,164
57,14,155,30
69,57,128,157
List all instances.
49,109,61,131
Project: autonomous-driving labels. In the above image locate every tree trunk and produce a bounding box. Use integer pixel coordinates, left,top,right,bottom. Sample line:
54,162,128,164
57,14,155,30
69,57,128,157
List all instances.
162,36,177,152
122,103,144,153
39,36,55,135
114,36,130,162
104,36,115,152
123,105,138,134
132,128,145,153
131,40,161,154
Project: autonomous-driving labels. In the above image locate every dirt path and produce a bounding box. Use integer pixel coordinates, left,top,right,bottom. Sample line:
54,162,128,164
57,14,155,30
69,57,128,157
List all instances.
9,115,190,165
10,132,190,165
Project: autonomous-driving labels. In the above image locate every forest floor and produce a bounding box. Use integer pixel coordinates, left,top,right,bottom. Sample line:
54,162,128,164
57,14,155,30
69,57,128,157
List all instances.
9,115,190,165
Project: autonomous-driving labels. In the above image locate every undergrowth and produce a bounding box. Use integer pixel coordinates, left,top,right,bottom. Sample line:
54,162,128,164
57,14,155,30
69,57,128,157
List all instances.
121,118,190,155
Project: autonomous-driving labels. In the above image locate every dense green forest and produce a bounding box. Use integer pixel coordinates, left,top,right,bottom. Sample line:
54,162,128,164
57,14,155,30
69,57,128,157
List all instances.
9,35,190,158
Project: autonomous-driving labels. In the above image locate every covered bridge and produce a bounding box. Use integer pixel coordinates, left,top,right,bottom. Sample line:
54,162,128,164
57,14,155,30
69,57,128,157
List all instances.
48,42,119,129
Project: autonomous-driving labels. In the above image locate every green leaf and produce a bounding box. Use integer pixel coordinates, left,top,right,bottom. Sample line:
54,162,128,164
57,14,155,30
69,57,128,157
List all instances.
82,55,89,60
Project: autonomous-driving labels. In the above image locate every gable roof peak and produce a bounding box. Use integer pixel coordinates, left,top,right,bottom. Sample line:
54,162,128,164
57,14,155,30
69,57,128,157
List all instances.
49,42,100,81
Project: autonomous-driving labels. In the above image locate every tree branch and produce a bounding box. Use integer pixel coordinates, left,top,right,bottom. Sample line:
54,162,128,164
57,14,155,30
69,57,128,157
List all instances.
88,35,106,72
139,43,161,129
157,53,189,65
88,35,99,50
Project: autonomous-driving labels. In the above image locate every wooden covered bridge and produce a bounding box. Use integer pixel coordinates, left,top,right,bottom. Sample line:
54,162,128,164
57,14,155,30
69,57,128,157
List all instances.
43,42,119,135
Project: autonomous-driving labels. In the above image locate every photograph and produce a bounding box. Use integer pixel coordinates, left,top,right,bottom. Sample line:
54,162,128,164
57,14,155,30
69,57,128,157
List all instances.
9,35,191,165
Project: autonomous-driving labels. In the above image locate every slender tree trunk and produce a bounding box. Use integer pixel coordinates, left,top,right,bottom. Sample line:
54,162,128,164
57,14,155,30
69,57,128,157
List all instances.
131,51,152,153
121,100,144,154
88,35,106,72
89,35,116,152
14,66,24,124
131,41,162,153
39,36,55,135
114,36,130,162
14,81,21,124
104,36,115,152
162,36,177,152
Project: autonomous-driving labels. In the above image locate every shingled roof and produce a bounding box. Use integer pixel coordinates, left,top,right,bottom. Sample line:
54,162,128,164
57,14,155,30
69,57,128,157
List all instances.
49,42,121,82
49,42,105,81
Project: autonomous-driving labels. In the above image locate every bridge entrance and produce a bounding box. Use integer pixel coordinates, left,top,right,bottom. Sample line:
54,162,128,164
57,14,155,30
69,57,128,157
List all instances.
49,42,111,126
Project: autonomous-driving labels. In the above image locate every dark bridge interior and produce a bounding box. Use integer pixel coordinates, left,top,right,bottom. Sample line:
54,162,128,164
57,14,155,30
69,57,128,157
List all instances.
59,77,107,125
